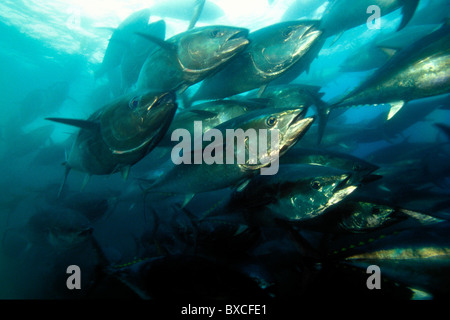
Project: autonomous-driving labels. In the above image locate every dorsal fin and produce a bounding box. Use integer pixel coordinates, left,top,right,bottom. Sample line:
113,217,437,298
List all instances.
244,98,273,107
188,0,206,30
46,117,99,130
134,32,177,52
147,19,166,35
296,84,323,94
235,179,251,192
187,109,218,118
398,0,420,31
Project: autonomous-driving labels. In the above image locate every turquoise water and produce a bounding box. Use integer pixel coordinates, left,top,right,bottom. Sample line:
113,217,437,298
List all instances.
0,0,449,300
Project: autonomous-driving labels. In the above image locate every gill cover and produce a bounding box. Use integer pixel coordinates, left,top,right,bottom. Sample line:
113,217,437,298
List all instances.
100,94,159,154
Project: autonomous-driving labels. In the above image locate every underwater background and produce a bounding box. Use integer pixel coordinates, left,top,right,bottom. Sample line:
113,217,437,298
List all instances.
0,0,449,300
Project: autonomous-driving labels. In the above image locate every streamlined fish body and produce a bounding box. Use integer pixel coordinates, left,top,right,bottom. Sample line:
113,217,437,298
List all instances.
136,26,250,92
192,21,323,100
47,91,177,184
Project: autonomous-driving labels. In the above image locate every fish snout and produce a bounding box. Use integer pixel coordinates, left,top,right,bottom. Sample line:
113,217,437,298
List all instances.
158,91,177,106
221,28,250,54
228,28,249,41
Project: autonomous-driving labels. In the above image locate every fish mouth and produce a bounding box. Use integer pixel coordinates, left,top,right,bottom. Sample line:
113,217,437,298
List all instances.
220,28,250,54
292,27,322,58
288,110,315,138
335,173,353,190
292,107,308,123
326,174,358,208
334,173,360,197
228,28,249,41
282,112,315,153
158,91,176,105
146,91,177,112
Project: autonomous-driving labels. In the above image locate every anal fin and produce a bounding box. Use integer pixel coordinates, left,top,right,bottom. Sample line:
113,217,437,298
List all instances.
134,32,177,52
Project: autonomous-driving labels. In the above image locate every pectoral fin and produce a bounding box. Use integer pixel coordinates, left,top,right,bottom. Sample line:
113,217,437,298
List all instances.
257,84,268,98
177,84,190,95
46,117,99,131
235,179,251,192
121,165,131,181
81,174,91,191
134,32,177,52
387,101,405,120
57,165,71,199
187,109,218,118
245,98,273,107
299,84,323,95
315,102,331,145
181,193,195,208
329,31,344,47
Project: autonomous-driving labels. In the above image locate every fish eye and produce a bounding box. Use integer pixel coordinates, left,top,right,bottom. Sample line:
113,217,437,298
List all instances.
266,115,277,127
372,207,381,214
210,29,223,38
282,28,293,38
311,180,321,190
129,96,140,109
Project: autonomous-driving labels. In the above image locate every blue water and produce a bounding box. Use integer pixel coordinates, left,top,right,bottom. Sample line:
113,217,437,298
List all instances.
0,0,449,301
